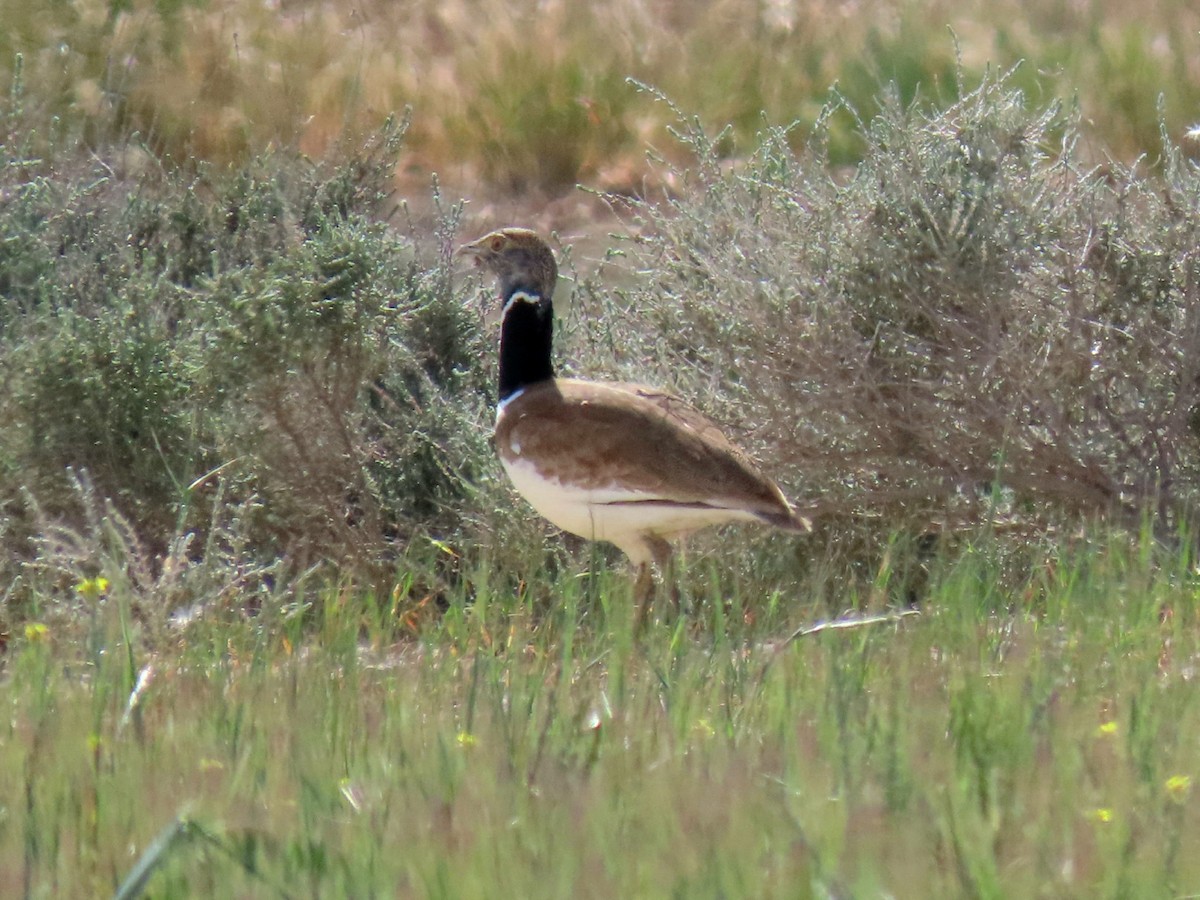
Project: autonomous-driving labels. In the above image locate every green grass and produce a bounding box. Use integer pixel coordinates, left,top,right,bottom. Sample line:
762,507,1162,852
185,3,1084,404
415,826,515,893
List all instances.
4,530,1200,897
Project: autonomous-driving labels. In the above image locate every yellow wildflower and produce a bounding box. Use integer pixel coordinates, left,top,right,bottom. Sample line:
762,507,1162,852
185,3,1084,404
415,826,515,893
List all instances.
75,576,110,600
1165,775,1192,802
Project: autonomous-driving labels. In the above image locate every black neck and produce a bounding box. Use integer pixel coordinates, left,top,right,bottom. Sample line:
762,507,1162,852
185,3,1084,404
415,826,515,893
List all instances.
499,289,555,402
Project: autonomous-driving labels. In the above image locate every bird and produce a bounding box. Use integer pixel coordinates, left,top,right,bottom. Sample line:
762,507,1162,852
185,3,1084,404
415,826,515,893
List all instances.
458,226,810,620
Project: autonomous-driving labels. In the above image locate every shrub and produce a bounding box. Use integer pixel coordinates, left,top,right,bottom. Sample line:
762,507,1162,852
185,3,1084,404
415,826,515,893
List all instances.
0,115,501,622
11,64,1200,629
612,71,1200,539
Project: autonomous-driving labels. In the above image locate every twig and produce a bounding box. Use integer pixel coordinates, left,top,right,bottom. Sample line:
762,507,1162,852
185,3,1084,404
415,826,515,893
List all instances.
747,608,922,709
783,608,921,645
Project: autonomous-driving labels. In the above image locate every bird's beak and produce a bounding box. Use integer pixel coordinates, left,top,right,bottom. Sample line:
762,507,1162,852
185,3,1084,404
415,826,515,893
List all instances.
454,238,484,263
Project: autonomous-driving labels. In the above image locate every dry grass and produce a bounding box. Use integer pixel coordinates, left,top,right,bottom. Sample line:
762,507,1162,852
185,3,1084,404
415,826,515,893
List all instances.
6,0,1200,198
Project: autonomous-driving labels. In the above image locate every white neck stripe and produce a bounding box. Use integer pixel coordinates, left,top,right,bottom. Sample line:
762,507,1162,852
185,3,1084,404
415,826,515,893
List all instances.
497,386,526,415
501,290,541,317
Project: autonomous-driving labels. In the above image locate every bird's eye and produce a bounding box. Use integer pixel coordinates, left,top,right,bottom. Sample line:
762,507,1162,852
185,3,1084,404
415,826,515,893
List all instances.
490,236,504,252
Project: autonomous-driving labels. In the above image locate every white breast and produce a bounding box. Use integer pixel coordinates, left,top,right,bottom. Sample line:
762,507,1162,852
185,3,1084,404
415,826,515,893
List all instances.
500,455,758,565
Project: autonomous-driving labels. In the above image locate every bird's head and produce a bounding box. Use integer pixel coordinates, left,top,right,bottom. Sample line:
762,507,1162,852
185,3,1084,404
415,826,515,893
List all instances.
457,227,558,303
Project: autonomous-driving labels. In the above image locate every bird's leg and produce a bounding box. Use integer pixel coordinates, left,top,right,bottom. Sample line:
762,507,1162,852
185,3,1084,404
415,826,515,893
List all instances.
632,537,678,631
647,536,680,611
633,561,655,631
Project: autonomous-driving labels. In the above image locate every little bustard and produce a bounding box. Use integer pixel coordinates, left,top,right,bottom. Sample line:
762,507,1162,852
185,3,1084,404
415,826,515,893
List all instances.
459,227,809,617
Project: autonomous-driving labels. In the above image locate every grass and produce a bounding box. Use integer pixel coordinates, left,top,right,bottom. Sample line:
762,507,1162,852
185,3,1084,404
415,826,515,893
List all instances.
6,5,1200,897
4,530,1200,897
4,0,1200,192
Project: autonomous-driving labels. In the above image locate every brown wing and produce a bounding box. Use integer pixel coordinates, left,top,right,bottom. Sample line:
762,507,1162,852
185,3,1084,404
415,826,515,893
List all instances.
496,379,799,522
